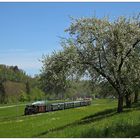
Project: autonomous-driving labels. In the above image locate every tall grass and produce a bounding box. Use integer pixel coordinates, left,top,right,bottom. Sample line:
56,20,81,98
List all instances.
41,102,140,138
0,99,116,137
0,99,139,138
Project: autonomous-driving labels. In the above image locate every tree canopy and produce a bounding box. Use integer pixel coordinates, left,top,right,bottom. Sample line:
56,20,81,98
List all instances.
40,14,140,113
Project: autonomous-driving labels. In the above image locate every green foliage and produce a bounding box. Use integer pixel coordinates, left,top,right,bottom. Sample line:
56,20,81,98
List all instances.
0,65,28,83
0,64,45,104
19,92,28,102
40,45,79,97
66,80,93,99
29,87,45,101
97,81,117,98
18,87,45,102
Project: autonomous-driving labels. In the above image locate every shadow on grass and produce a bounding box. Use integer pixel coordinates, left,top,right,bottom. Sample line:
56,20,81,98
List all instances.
34,102,140,137
79,108,117,125
131,101,140,108
34,108,118,137
81,122,140,138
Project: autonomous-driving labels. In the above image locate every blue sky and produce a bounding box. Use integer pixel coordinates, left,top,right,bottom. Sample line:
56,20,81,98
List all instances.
0,2,140,76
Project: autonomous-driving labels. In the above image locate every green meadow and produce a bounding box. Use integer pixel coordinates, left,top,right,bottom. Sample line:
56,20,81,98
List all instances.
0,99,139,138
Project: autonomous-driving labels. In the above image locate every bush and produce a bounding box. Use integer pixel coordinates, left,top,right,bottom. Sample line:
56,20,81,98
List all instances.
19,92,28,102
29,87,45,101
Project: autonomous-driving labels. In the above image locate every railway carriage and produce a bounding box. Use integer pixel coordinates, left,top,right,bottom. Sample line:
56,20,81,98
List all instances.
58,103,65,110
80,100,86,106
74,101,81,107
64,102,74,109
46,104,52,112
24,99,91,115
51,103,59,111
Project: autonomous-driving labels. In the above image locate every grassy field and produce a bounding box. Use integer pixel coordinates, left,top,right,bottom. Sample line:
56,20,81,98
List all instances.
0,99,139,138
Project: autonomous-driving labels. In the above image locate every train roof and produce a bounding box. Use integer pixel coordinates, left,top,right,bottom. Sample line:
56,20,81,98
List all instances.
32,100,47,105
73,101,81,103
51,103,60,105
30,100,84,106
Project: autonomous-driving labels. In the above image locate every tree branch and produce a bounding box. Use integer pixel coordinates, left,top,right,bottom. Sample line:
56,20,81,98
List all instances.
118,39,140,72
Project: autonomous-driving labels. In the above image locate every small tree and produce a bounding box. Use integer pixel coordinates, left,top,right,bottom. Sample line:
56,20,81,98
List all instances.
26,80,30,94
0,82,6,103
19,92,28,102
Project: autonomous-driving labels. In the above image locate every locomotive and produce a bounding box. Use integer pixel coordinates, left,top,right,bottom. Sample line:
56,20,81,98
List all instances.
24,99,91,115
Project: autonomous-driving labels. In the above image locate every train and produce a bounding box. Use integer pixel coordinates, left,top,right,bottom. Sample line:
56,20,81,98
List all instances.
24,99,91,115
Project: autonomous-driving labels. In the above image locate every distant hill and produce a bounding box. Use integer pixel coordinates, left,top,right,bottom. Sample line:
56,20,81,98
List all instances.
3,81,26,96
0,81,26,103
0,64,44,104
0,64,28,83
0,64,29,103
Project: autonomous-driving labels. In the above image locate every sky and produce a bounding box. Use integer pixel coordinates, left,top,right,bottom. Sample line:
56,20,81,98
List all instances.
0,2,140,76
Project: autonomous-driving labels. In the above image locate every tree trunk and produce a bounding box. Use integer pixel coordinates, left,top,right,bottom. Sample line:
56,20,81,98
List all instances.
26,81,30,95
134,92,138,103
0,82,6,104
125,94,131,108
117,95,123,113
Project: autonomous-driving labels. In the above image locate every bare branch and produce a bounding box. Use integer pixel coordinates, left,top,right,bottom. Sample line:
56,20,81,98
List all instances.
118,39,140,72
